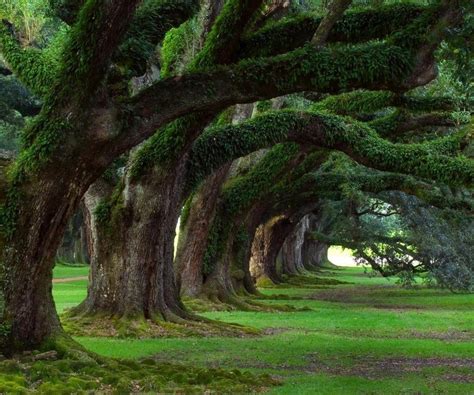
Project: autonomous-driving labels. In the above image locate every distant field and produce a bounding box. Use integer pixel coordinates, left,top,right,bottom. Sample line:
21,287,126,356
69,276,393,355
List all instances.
328,246,356,266
52,264,474,394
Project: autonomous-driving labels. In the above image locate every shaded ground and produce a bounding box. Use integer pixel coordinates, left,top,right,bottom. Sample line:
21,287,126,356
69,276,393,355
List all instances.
50,265,474,394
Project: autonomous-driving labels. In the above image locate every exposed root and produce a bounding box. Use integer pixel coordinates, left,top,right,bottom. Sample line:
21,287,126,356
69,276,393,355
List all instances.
258,273,349,289
184,293,308,313
60,312,260,338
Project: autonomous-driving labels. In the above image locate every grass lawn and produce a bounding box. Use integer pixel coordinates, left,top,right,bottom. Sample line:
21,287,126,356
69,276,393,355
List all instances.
52,264,474,394
53,263,89,279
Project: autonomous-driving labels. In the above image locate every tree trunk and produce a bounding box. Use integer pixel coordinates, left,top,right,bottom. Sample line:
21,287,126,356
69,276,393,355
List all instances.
302,210,334,269
175,165,230,297
280,219,307,275
75,163,190,321
57,209,90,264
249,216,293,285
302,233,329,269
201,227,251,303
200,211,260,305
2,167,98,353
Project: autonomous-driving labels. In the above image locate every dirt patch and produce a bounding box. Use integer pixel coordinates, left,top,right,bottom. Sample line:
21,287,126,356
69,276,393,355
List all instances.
327,328,474,342
52,276,88,283
406,329,473,342
305,354,474,382
309,286,439,311
262,327,291,336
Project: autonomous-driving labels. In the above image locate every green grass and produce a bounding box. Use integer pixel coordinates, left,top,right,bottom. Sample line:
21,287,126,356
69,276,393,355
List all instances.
53,280,88,313
52,265,474,394
53,263,89,279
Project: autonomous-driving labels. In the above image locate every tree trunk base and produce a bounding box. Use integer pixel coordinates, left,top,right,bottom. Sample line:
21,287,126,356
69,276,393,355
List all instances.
61,308,259,338
188,288,300,313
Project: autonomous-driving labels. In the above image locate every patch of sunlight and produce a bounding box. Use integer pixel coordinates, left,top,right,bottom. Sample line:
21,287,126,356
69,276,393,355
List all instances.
328,246,357,267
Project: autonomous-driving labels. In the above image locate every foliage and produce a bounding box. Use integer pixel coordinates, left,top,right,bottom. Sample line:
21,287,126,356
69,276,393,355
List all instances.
0,0,50,45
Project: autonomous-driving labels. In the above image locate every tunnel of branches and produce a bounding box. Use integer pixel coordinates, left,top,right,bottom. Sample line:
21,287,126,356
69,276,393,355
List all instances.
0,0,472,356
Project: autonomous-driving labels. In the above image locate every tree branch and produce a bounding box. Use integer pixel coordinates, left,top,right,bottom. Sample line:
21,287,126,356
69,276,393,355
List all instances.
186,110,473,189
0,20,58,97
239,4,425,58
311,0,352,46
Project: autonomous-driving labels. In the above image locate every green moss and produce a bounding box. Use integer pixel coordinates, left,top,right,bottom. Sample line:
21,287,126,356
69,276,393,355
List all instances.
0,24,59,97
239,4,425,58
61,313,259,338
313,90,396,116
160,17,199,77
187,110,310,190
116,0,199,76
0,351,276,393
129,115,198,179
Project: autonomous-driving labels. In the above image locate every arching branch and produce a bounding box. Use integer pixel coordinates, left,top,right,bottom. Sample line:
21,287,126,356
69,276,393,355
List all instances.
186,110,473,189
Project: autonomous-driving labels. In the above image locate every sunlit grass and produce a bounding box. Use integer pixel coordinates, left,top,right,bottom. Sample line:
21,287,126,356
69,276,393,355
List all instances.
53,266,474,394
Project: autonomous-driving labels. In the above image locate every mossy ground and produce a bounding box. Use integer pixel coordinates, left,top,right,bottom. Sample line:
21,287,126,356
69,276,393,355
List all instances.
0,350,275,393
61,311,260,338
2,264,473,394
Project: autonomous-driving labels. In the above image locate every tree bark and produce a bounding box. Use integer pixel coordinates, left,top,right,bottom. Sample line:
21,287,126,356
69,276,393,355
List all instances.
302,234,329,269
57,210,89,264
249,216,293,285
2,165,100,353
280,219,307,275
200,203,264,304
74,163,190,321
302,213,331,269
176,165,230,297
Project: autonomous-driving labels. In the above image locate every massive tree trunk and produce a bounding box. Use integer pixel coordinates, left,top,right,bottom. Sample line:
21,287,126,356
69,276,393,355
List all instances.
302,210,333,269
250,216,293,285
280,218,307,275
201,217,257,304
175,166,230,297
74,163,191,321
2,163,100,353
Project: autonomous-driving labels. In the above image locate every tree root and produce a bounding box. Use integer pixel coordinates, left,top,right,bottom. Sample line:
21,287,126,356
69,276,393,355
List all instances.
60,311,260,338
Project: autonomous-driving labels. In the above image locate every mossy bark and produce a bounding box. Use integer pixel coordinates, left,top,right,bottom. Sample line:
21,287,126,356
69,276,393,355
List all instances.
73,165,191,322
1,165,100,353
176,165,230,298
249,216,293,285
200,206,264,306
280,221,306,275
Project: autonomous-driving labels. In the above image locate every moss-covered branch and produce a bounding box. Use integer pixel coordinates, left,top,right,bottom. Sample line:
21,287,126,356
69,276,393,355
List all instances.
0,21,59,97
367,110,457,137
186,109,472,189
128,0,264,179
239,4,425,58
312,90,463,118
115,0,200,76
123,2,467,157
